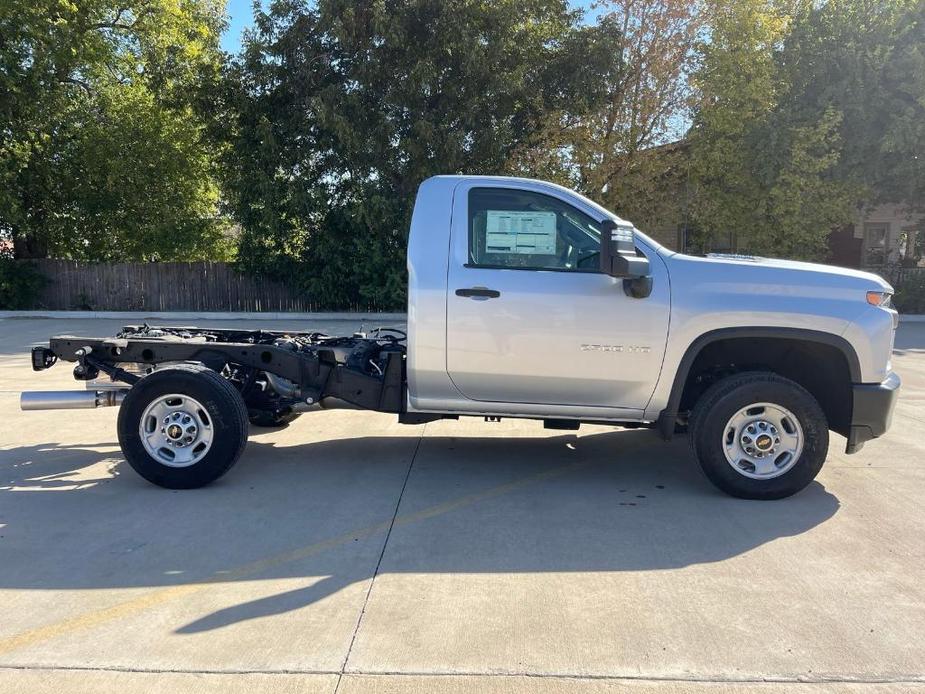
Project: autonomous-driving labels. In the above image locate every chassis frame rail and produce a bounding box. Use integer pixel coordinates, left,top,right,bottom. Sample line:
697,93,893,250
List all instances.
36,331,405,414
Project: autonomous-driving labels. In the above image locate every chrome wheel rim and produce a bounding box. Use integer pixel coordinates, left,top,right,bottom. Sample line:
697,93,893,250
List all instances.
722,402,803,480
139,394,214,467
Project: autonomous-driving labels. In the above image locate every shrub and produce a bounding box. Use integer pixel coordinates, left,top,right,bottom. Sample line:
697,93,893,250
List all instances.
0,259,49,310
893,273,925,314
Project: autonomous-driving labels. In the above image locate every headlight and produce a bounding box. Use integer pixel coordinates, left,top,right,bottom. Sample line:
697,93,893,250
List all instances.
866,290,892,307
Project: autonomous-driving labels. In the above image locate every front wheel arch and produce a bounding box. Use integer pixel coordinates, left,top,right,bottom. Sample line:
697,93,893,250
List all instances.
657,327,860,439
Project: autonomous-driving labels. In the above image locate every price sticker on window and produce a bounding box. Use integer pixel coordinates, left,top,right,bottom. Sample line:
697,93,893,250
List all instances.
485,210,557,255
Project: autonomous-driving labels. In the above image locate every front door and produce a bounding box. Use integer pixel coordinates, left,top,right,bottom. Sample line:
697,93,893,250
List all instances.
446,181,670,411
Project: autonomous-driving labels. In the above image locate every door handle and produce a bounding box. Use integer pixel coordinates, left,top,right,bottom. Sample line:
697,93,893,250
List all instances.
455,287,501,299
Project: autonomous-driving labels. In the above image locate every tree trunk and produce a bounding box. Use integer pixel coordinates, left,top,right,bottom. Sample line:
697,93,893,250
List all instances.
12,232,48,260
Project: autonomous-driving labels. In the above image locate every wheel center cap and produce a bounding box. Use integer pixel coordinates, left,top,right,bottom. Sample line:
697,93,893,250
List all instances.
755,433,773,451
166,424,184,440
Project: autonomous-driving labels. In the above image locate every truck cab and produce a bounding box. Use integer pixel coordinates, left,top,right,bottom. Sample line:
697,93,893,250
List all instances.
407,175,669,419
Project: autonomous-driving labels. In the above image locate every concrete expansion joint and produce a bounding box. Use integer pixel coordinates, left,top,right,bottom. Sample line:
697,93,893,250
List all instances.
1,664,925,685
332,424,427,694
344,670,925,685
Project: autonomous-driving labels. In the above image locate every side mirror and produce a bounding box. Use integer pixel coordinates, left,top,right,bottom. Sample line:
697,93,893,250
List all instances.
599,220,652,298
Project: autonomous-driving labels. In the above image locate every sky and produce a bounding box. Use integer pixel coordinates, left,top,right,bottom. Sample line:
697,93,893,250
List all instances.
221,0,601,53
222,0,259,53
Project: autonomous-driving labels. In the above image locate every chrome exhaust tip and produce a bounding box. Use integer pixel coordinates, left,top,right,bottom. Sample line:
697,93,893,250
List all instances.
20,390,127,411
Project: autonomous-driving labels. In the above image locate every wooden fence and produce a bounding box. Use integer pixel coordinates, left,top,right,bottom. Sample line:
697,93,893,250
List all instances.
29,260,315,312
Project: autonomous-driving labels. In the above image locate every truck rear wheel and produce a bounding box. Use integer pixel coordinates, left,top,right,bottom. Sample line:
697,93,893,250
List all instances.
117,364,249,489
689,371,828,500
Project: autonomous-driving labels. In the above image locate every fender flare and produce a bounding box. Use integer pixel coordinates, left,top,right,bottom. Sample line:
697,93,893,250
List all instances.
656,326,862,440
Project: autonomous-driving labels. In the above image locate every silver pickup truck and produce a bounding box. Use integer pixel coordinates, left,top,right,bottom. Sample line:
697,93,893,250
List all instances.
21,176,901,499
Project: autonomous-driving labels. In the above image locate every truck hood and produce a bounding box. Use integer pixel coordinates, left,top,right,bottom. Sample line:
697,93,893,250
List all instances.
664,252,893,292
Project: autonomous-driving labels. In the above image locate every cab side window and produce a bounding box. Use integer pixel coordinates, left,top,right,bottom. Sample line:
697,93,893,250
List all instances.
468,188,602,272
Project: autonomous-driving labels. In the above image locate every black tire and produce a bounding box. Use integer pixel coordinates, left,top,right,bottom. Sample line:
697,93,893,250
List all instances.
117,364,249,489
248,408,300,428
689,371,828,500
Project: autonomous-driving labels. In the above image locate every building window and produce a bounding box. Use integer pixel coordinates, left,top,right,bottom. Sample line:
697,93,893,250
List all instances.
863,223,890,266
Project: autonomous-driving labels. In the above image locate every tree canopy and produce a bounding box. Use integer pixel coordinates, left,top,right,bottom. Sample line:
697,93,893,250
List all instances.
219,0,621,308
0,0,230,260
685,0,924,259
782,0,925,208
1,0,923,307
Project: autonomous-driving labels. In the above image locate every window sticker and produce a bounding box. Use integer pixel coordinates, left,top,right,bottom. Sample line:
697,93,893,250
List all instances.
485,210,557,255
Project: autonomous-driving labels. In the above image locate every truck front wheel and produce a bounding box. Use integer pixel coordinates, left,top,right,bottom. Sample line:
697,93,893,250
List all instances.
117,364,249,489
689,372,828,500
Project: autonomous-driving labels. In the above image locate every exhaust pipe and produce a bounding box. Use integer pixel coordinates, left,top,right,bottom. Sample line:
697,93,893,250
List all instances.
21,389,359,413
21,390,127,411
290,396,365,413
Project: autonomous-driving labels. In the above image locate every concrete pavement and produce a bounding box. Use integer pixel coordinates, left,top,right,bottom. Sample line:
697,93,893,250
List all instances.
0,318,923,693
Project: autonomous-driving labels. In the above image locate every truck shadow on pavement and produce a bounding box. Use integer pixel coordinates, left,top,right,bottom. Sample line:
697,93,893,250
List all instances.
0,427,840,636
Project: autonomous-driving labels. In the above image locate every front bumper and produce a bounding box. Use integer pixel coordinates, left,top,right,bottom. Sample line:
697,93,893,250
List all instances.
845,371,901,454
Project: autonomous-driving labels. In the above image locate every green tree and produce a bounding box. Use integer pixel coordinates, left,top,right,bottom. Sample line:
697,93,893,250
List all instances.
0,0,231,261
686,0,856,259
575,0,706,234
222,0,618,309
781,0,925,209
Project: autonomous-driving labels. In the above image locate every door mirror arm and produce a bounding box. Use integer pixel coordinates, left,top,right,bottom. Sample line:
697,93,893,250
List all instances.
599,220,652,298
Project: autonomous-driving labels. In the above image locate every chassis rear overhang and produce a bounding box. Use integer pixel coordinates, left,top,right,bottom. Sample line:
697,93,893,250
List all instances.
25,326,406,416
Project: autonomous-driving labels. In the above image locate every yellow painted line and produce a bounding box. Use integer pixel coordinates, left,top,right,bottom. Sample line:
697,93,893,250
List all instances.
0,459,588,657
0,584,203,657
